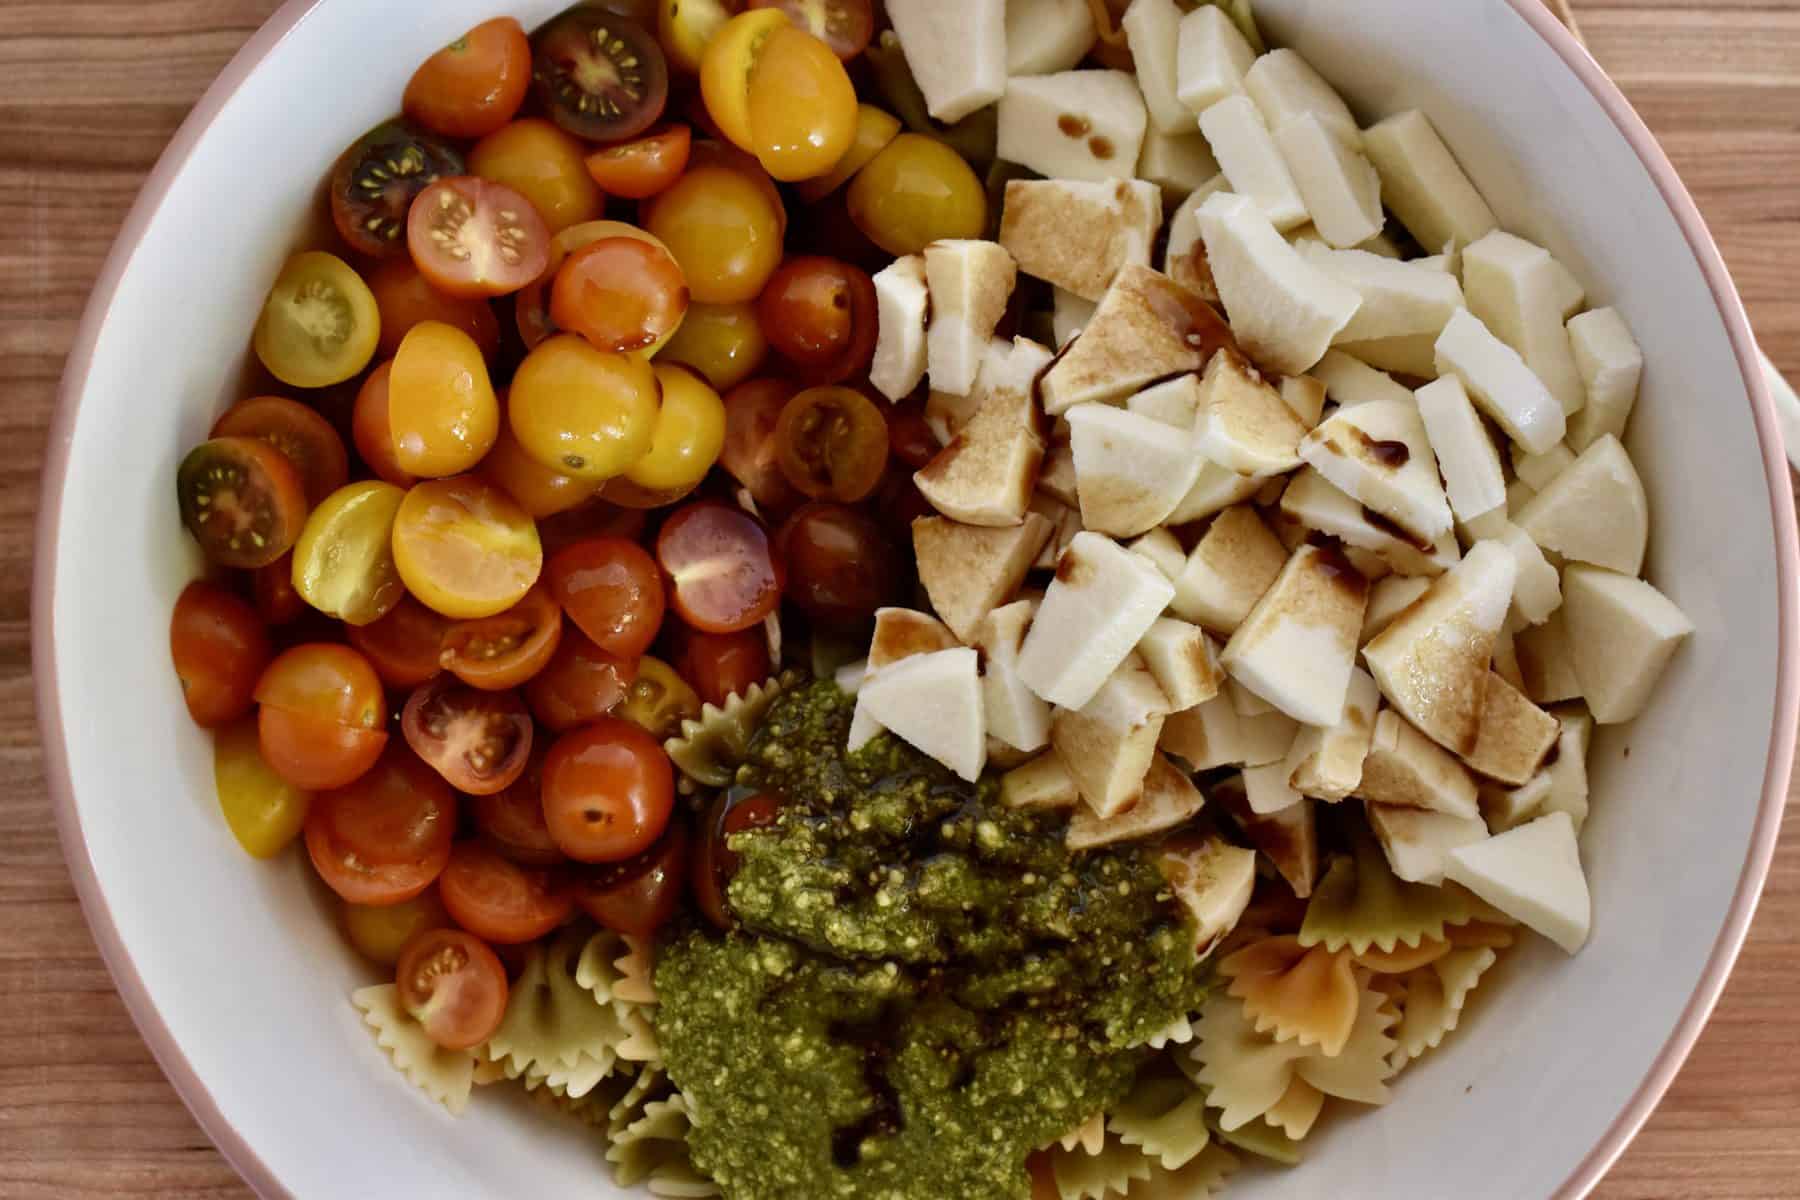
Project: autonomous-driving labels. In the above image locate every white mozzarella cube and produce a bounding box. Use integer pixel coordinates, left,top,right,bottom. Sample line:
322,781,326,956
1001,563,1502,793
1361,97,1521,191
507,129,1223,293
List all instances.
1128,374,1204,429
1561,566,1693,724
848,608,961,751
1162,176,1230,301
1415,375,1505,523
1298,246,1466,345
1566,307,1644,451
915,338,1050,527
1277,467,1459,578
1052,705,1164,818
1360,109,1499,253
1122,0,1192,133
1513,434,1649,577
1541,708,1594,831
913,514,1054,643
1435,307,1567,455
1175,5,1256,114
1018,532,1176,709
1159,692,1243,769
924,240,1017,396
997,71,1148,183
1360,708,1480,818
1137,617,1224,711
1446,811,1591,953
1040,264,1214,412
1067,403,1201,536
1077,652,1174,732
1244,761,1303,815
975,601,1054,753
1514,606,1583,704
1137,127,1223,201
1368,802,1490,886
1282,666,1379,801
1462,671,1560,787
1173,505,1288,634
1337,331,1441,380
1274,114,1383,249
1158,838,1258,954
857,648,987,781
1193,348,1310,476
870,254,929,402
1220,543,1370,727
1462,231,1587,415
1001,754,1081,809
1361,575,1431,646
1066,754,1207,849
1493,521,1563,626
1005,0,1098,75
1280,375,1327,426
1166,460,1264,525
1198,94,1308,231
1310,349,1415,408
888,0,1006,123
1511,441,1576,492
1128,527,1188,582
1244,48,1359,146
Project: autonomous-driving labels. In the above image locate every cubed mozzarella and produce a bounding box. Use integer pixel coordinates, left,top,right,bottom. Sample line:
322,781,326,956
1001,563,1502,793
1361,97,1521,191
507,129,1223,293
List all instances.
1199,94,1308,231
1040,265,1215,412
1159,692,1243,769
1360,575,1430,646
857,648,987,780
1461,671,1559,786
1279,375,1327,426
1337,332,1440,379
1462,231,1587,415
1067,403,1202,536
1137,127,1222,201
1359,709,1480,818
1561,565,1693,724
1298,245,1465,345
1018,531,1176,708
1514,607,1583,704
1566,307,1643,451
997,70,1148,182
1277,467,1459,578
1193,348,1309,476
1511,441,1575,492
1310,349,1414,408
924,240,1018,396
1172,505,1288,634
1244,48,1359,146
1001,753,1081,809
1162,176,1230,301
1221,543,1370,726
975,600,1054,753
870,254,929,402
1129,374,1204,429
1274,114,1383,249
1128,527,1188,582
1282,667,1378,801
1052,704,1164,818
1513,434,1648,576
915,338,1049,527
1066,754,1207,849
1244,761,1303,814
913,514,1054,643
1360,109,1498,253
1052,287,1098,348
1137,617,1224,711
1415,375,1505,523
1122,0,1191,132
1166,460,1264,525
848,608,961,752
1367,802,1489,886
1445,811,1591,953
1005,0,1098,75
1492,521,1562,626
999,178,1163,302
1175,5,1256,114
888,0,1006,123
1297,397,1453,544
1540,708,1594,831
1435,307,1567,454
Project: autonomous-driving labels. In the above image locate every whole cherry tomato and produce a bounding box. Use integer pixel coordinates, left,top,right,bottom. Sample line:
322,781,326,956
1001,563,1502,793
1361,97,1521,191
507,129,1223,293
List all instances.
541,717,676,863
171,581,272,729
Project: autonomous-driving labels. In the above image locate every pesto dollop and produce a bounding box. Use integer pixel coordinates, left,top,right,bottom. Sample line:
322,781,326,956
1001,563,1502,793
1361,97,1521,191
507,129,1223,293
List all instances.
655,681,1206,1200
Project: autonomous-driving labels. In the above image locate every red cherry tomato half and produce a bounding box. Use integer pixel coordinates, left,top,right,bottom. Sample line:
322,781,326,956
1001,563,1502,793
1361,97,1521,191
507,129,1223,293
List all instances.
774,385,888,503
755,256,876,385
211,395,351,510
774,501,903,630
401,676,533,796
255,643,389,790
438,840,574,944
346,594,451,690
575,818,690,937
656,501,782,634
525,629,640,732
541,717,675,863
545,536,666,659
305,745,457,905
407,176,550,299
396,927,510,1050
585,125,692,198
550,236,689,354
692,790,783,929
253,552,307,627
469,744,564,867
170,581,272,729
403,17,533,141
439,583,564,690
177,437,308,570
719,378,802,513
328,122,464,259
670,625,772,708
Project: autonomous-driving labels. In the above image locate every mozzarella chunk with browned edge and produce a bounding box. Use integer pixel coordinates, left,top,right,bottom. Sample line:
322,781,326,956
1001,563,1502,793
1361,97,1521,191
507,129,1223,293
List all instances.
1137,617,1224,711
1566,308,1643,451
1067,403,1200,536
1282,666,1378,801
912,513,1053,643
1245,48,1359,146
1360,709,1480,817
1310,349,1414,408
848,607,960,751
1129,374,1204,429
1221,783,1319,896
1514,434,1648,576
1446,810,1590,953
1361,575,1430,646
1226,676,1274,716
1198,192,1363,374
1122,0,1190,132
1280,375,1327,426
1137,128,1222,201
1173,505,1288,634
1199,94,1308,231
1462,231,1586,415
1221,542,1370,726
1298,397,1453,544
1159,837,1257,956
1415,375,1505,523
1275,114,1383,249
1435,307,1566,454
870,254,929,402
924,240,1017,397
1278,467,1459,580
1561,565,1693,724
1040,264,1215,412
1363,541,1517,756
1052,704,1164,818
1194,349,1309,476
1005,0,1098,75
1000,179,1162,303
888,0,1005,123
857,647,986,781
1018,531,1176,709
1067,754,1206,849
1540,708,1593,831
1176,5,1256,114
1299,245,1466,345
1243,761,1303,815
1078,653,1174,732
915,337,1050,527
1001,753,1080,809
975,600,1053,753
1159,692,1242,768
1360,110,1498,253
1163,176,1230,301
997,71,1148,183
1052,287,1097,348
1367,803,1489,886
1479,770,1551,834
1461,671,1559,786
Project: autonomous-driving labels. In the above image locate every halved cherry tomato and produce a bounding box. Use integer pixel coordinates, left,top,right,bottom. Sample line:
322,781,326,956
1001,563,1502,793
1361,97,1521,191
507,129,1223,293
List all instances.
743,25,857,181
343,888,452,965
439,841,573,946
305,743,456,904
347,594,451,690
545,536,666,658
396,927,509,1049
576,818,689,936
440,583,563,690
616,655,702,738
368,258,501,362
692,789,782,929
625,364,726,492
550,236,689,354
177,437,308,570
171,581,272,729
469,118,605,236
404,17,532,140
253,552,306,626
644,164,785,304
256,643,389,790
600,475,702,510
775,385,888,502
794,103,900,203
351,363,416,489
756,256,876,384
254,252,381,389
211,396,349,510
392,475,543,620
289,480,406,626
656,500,782,633
585,125,691,198
480,421,602,519
513,219,675,352
699,9,789,152
657,300,766,391
402,677,531,796
388,321,500,477
719,377,800,511
670,625,771,708
525,629,639,731
847,133,987,257
541,717,675,863
407,177,550,300
213,718,311,858
470,745,563,866
749,0,874,60
775,501,902,629
659,0,733,72
531,7,669,143
508,334,659,480
887,394,937,469
536,498,649,559
328,122,464,259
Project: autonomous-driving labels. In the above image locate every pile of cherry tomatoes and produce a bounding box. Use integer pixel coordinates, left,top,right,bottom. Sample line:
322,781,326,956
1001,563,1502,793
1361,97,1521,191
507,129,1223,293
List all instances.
168,1,965,1051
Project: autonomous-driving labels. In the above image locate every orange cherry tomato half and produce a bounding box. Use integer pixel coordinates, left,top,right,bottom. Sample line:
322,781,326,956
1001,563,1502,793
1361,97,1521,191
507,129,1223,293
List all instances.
404,17,532,140
170,581,272,729
347,594,451,690
469,744,563,866
407,176,550,299
524,629,639,732
545,536,666,659
541,717,675,863
438,841,573,944
439,583,564,690
550,236,689,354
306,744,456,906
211,395,350,510
255,643,389,790
774,385,888,502
367,258,501,361
401,676,533,795
468,117,605,235
755,256,876,385
177,437,308,570
670,625,772,708
351,362,416,489
328,122,464,260
743,25,857,181
396,927,509,1050
656,500,782,634
575,818,690,937
585,125,691,198
391,475,543,621
480,421,601,520
719,377,801,512
748,0,874,60
253,552,307,626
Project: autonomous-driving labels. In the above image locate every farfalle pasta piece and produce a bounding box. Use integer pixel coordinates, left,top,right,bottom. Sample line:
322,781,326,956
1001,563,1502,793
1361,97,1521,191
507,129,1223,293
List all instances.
1190,992,1310,1131
575,928,633,1004
1108,1069,1213,1170
1292,986,1399,1106
608,1064,672,1137
1049,1133,1156,1200
1125,1143,1241,1200
665,672,798,789
648,1158,722,1198
352,984,476,1116
1144,1012,1197,1051
608,1092,713,1193
1050,1112,1107,1155
1174,1074,1303,1167
484,925,632,1095
1261,1077,1324,1141
1219,935,1359,1055
1354,937,1451,974
1391,946,1501,1069
614,934,659,1006
1447,919,1517,950
1299,823,1484,954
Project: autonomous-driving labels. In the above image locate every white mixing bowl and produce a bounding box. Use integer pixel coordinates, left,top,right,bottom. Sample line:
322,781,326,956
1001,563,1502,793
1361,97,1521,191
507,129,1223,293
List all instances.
33,0,1798,1196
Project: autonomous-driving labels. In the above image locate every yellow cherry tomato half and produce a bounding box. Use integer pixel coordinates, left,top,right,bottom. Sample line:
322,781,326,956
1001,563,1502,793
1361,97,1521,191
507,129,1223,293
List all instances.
699,9,789,152
253,251,381,389
745,26,857,181
392,475,542,619
388,321,500,477
479,419,601,519
660,0,734,73
213,717,312,858
615,655,702,739
626,365,728,492
342,890,451,965
644,165,784,304
656,300,767,390
290,480,407,626
509,334,660,481
468,118,604,234
795,103,902,203
847,133,987,256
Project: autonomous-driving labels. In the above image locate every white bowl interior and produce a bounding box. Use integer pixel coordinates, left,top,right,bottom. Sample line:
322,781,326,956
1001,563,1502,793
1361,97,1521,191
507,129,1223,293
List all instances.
43,0,1781,1196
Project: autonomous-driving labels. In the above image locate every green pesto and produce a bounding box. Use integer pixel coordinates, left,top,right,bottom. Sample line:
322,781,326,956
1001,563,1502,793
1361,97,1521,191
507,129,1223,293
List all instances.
655,682,1208,1200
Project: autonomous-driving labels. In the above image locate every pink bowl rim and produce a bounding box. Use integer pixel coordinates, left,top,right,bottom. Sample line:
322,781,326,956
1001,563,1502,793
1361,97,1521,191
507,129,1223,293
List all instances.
29,2,1797,1197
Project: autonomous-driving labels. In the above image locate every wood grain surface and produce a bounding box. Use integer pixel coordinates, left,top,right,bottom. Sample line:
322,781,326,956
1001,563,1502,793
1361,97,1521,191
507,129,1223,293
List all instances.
2,2,1796,1197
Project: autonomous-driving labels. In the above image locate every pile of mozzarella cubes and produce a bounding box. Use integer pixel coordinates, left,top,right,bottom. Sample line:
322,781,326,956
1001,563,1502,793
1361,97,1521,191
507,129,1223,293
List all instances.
847,0,1694,958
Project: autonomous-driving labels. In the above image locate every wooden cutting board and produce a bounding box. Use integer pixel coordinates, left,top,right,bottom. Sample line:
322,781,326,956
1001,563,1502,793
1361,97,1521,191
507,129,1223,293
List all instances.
0,1,1795,1196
